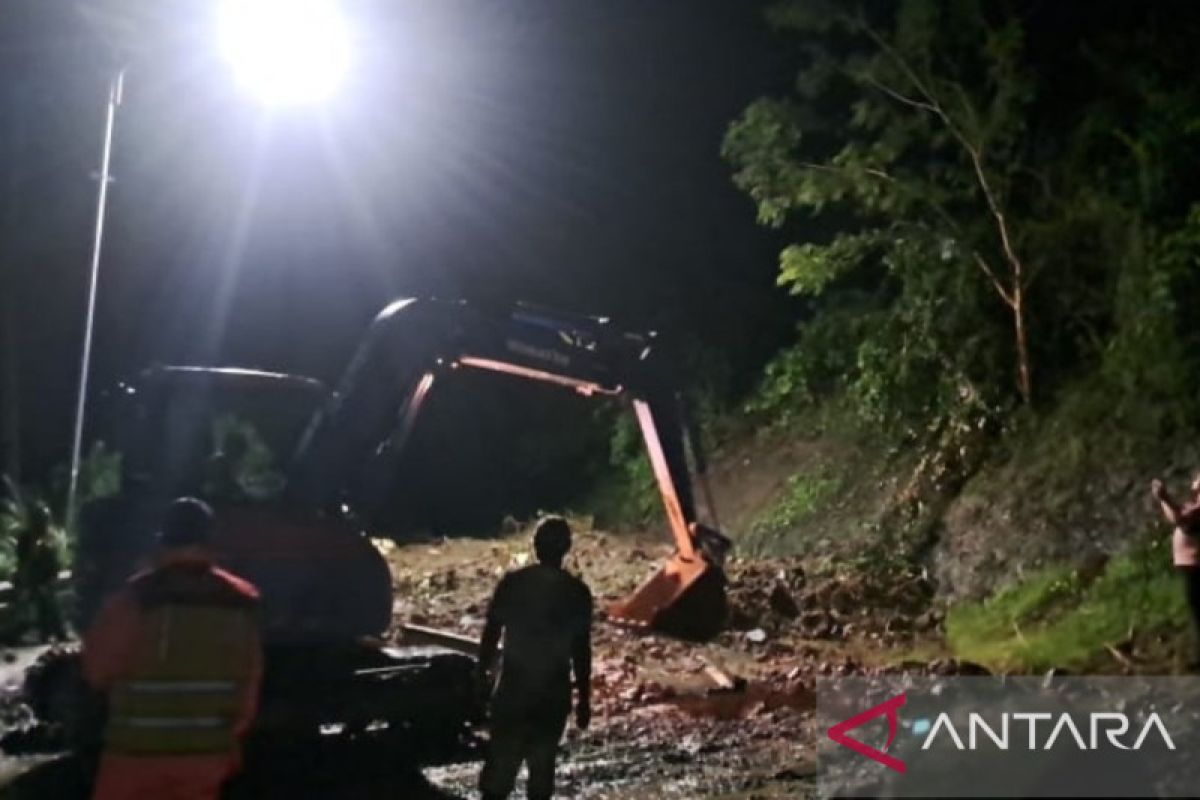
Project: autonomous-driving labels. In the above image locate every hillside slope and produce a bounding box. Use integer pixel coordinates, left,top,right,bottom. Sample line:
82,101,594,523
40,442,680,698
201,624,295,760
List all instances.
662,390,1198,674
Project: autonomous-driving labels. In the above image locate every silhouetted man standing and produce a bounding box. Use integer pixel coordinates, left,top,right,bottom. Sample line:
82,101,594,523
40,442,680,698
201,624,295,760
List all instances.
477,516,593,800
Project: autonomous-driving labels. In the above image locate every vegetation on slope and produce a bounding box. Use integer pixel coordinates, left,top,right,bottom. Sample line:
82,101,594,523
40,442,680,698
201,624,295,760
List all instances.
946,540,1189,672
591,0,1200,672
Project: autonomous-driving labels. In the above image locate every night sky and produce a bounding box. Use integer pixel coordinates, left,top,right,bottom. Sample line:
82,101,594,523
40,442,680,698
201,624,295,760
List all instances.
0,1,797,497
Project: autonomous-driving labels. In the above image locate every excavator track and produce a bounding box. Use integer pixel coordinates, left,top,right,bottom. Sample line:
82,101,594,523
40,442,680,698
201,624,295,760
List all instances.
22,642,480,765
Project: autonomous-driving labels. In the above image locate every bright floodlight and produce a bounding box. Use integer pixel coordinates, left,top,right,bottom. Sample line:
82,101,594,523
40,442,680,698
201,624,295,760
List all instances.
218,0,350,106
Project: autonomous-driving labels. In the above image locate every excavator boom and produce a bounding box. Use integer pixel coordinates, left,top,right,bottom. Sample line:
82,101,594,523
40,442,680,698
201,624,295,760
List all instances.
290,298,729,637
89,298,728,640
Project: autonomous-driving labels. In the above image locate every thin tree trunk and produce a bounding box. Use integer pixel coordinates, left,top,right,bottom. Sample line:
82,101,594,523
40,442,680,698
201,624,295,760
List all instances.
1012,284,1032,406
860,25,1036,405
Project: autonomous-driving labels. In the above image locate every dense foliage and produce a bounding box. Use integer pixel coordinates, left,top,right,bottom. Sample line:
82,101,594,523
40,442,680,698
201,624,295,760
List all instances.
0,477,68,582
724,0,1200,440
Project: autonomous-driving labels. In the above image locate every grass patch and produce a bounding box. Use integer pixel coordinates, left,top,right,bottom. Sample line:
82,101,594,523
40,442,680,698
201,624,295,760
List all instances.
745,471,842,554
946,538,1187,672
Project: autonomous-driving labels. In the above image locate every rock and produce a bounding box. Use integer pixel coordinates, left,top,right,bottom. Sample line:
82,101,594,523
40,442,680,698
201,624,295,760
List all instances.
799,609,827,629
829,587,856,615
774,763,817,780
745,628,768,644
727,607,758,631
786,682,817,711
768,582,801,618
1077,552,1110,585
955,660,991,676
1042,667,1070,688
914,609,943,631
929,658,991,676
928,659,954,676
809,580,836,604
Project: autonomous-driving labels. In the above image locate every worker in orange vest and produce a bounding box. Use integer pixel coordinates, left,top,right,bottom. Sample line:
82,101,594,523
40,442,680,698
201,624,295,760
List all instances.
83,497,263,800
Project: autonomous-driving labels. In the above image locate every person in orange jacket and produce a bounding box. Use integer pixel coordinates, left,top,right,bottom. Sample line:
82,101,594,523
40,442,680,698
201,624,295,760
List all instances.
83,497,263,800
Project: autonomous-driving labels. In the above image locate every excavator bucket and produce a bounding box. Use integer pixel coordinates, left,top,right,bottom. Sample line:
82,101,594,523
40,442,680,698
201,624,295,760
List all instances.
608,550,727,640
609,401,732,640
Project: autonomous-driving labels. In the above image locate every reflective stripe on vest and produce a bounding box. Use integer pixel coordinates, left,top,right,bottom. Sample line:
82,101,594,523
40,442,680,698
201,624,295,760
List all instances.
125,680,238,693
113,715,228,729
105,603,255,756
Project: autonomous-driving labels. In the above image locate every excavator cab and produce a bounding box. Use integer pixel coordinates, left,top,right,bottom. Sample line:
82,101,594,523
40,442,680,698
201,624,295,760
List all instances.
62,366,478,760
112,367,326,501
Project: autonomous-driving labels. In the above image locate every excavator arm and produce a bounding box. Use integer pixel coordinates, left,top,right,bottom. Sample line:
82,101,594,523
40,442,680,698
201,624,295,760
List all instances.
290,297,729,638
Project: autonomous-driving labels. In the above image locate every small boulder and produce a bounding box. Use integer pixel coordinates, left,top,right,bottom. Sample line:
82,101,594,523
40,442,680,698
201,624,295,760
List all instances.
769,582,801,619
745,628,768,644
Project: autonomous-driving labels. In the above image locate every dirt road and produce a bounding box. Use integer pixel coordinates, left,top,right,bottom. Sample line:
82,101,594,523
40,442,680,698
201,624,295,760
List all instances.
2,520,935,798
380,520,925,799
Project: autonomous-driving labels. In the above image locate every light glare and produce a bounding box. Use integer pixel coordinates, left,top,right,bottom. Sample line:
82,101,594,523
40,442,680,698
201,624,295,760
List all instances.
218,0,350,106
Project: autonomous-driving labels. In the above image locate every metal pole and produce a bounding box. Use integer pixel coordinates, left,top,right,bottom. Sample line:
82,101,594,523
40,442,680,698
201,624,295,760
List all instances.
66,67,124,533
1,83,29,484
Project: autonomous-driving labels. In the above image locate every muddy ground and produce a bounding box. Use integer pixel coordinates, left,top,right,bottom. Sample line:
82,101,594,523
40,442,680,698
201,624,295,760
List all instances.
384,519,934,799
0,521,941,798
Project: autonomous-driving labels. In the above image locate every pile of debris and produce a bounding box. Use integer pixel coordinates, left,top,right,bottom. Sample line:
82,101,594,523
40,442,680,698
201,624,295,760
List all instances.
383,524,822,790
724,556,940,644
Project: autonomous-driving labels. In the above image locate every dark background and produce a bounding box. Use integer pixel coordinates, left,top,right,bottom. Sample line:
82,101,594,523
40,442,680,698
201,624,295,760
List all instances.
0,1,798,526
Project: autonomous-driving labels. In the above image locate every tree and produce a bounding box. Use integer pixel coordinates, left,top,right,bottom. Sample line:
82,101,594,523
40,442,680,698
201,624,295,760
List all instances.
724,0,1038,405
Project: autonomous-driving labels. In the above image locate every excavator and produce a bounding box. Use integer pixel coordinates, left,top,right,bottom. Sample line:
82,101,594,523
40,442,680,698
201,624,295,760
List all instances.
27,297,730,760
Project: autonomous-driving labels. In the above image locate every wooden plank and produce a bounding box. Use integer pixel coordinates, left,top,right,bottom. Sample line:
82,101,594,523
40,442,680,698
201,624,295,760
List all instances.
397,623,481,656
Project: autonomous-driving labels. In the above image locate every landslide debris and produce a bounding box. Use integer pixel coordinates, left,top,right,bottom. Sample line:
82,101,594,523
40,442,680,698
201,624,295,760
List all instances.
383,519,943,798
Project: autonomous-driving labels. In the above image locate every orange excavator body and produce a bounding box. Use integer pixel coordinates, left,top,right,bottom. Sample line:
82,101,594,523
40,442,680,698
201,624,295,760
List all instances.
78,299,731,645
